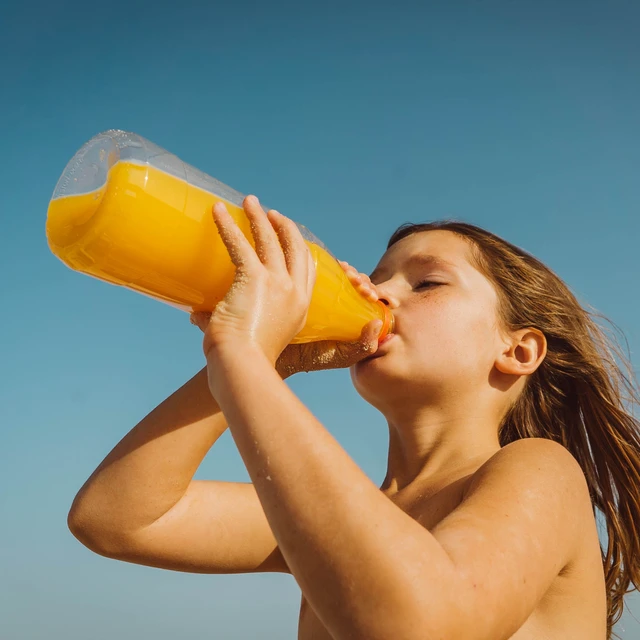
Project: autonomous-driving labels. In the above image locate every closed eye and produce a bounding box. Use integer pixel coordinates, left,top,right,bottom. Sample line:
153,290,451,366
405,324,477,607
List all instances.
414,280,444,290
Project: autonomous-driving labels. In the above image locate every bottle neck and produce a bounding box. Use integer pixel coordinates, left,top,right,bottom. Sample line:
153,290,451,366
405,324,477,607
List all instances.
376,300,395,341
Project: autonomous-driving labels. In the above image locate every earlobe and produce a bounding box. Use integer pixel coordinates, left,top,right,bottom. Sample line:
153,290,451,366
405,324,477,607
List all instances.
496,329,547,376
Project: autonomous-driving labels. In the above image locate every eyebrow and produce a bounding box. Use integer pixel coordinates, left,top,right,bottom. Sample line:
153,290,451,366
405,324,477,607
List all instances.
369,255,457,282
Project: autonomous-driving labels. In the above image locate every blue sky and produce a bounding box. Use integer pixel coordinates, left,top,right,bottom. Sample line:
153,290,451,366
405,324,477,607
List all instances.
1,0,639,637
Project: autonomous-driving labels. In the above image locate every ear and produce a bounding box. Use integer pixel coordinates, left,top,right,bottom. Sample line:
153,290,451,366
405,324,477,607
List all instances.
495,328,547,376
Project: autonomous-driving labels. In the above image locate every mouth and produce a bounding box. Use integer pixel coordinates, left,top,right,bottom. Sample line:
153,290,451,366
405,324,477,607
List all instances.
361,332,397,362
378,332,395,346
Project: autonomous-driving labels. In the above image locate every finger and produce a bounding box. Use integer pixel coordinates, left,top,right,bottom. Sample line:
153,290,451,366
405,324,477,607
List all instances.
359,282,378,301
359,319,384,352
340,261,363,283
343,263,370,287
268,210,311,283
341,319,383,357
213,202,262,270
306,245,317,300
359,286,379,303
359,272,374,287
344,262,359,276
344,269,378,301
242,196,287,270
358,279,379,302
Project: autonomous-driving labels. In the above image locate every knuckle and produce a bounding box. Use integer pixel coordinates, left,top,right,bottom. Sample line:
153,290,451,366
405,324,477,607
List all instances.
279,277,294,291
293,289,310,309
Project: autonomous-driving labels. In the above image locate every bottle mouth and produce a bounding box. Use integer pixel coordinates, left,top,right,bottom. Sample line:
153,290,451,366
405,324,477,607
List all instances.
376,300,395,341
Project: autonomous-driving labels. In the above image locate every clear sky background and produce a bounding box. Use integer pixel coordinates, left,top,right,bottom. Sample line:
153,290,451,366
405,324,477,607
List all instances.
1,0,639,638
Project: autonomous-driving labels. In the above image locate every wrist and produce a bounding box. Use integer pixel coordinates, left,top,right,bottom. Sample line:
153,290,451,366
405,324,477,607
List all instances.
207,340,286,377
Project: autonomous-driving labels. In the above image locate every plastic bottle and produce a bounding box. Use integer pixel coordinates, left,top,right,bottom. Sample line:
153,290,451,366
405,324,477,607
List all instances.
46,130,394,344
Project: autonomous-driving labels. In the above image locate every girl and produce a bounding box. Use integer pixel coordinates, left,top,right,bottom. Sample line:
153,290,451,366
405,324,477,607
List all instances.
68,196,640,639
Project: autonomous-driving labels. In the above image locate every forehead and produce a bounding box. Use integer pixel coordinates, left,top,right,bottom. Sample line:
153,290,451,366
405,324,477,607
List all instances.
372,230,477,277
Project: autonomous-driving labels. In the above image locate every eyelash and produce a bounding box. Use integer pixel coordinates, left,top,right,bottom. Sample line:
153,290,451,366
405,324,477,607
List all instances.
415,280,443,290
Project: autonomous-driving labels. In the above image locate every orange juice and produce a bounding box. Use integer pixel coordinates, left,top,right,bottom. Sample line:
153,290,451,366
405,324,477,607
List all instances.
46,132,393,343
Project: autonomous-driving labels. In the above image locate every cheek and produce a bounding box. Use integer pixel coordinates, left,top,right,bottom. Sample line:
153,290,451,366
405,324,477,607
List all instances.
406,297,497,363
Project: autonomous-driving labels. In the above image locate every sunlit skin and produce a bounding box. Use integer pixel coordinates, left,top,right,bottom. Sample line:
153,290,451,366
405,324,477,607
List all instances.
350,229,546,495
68,196,607,640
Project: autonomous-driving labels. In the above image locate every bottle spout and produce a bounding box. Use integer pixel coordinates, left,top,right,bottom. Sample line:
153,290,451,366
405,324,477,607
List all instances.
376,300,395,341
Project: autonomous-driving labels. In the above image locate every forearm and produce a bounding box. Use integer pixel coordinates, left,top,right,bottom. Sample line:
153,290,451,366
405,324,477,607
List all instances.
68,367,227,532
70,361,296,535
210,347,457,639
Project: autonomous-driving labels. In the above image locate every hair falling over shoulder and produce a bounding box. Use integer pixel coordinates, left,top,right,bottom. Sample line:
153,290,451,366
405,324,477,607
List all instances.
387,221,640,640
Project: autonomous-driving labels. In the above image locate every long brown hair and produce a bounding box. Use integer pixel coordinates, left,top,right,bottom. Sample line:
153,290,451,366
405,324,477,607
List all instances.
387,221,640,639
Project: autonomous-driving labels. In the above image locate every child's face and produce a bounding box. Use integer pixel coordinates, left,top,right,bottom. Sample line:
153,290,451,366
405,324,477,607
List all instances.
350,230,506,409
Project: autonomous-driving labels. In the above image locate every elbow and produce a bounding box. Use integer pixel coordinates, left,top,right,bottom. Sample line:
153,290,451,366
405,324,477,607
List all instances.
67,496,133,558
67,503,97,550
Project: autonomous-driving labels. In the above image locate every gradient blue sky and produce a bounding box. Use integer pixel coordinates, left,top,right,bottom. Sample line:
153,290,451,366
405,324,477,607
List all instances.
1,0,639,638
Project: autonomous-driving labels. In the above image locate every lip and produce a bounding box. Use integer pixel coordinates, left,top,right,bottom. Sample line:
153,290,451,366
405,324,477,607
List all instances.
360,333,396,362
378,332,396,346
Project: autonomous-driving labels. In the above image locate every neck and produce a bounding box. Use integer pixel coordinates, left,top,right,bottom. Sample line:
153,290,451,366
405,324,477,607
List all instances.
380,397,502,496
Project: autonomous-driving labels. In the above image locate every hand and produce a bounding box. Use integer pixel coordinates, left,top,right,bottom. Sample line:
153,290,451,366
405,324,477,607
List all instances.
274,261,383,377
193,195,316,366
191,242,386,376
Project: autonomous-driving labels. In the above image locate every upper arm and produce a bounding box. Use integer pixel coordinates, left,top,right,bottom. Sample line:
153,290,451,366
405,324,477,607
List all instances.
428,438,591,639
80,480,291,575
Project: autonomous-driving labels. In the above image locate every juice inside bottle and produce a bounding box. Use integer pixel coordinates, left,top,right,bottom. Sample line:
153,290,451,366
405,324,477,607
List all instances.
46,131,393,343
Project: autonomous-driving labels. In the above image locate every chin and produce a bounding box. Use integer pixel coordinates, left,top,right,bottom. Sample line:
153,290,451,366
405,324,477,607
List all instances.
350,353,411,403
351,349,449,409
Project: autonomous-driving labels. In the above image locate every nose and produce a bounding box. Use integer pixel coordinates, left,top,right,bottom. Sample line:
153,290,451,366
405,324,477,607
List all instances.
376,290,400,310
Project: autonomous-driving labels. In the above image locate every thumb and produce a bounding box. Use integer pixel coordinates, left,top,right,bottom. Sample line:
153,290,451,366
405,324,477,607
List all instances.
358,319,384,353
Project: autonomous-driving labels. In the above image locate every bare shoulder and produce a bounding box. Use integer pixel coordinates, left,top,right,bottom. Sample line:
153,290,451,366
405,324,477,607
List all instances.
424,437,601,638
464,437,596,560
459,436,595,560
464,437,591,506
